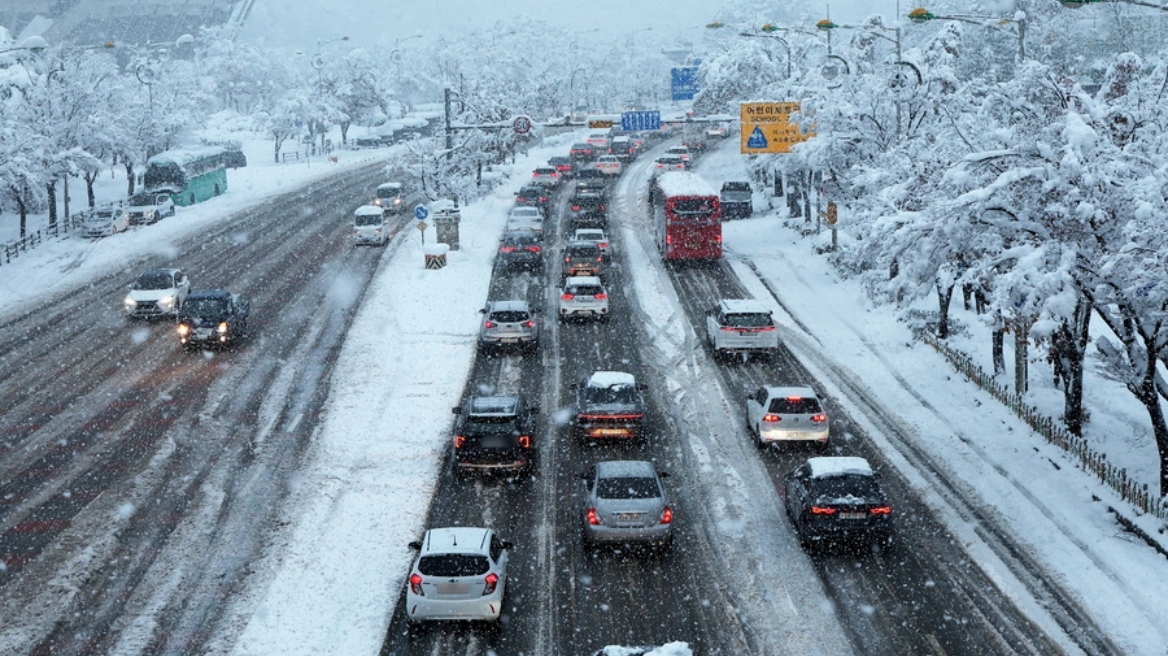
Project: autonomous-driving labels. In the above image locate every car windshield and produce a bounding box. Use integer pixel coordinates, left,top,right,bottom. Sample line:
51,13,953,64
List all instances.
463,415,520,434
597,476,659,500
376,188,400,199
489,310,530,323
135,272,174,290
86,212,114,223
417,554,489,577
724,312,772,328
128,193,154,205
810,475,880,499
184,297,227,316
584,384,639,405
354,214,382,226
768,396,823,414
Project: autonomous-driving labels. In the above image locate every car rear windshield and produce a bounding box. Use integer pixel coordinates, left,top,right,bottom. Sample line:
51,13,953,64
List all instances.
567,285,604,296
489,310,530,323
584,385,639,405
567,245,600,258
810,474,879,498
767,396,823,414
724,312,772,328
135,272,173,290
418,554,490,577
597,476,659,499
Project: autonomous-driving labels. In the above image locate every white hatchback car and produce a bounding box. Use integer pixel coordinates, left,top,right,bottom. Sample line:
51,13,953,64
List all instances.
82,206,130,238
559,276,609,322
124,268,191,318
506,206,545,235
706,299,779,360
406,527,512,624
594,155,622,176
746,385,830,449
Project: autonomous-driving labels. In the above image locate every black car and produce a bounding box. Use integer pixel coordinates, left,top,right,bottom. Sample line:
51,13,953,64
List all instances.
514,185,551,213
498,229,544,271
570,142,597,162
561,240,604,280
548,156,576,179
568,191,607,230
720,181,754,219
784,457,893,550
177,289,250,350
452,395,539,477
572,371,648,443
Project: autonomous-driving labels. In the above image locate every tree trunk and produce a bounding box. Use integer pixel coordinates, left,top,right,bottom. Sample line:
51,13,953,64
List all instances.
125,162,135,196
1014,318,1030,394
1131,347,1168,500
992,314,1006,376
340,121,350,144
85,170,98,208
1059,297,1092,435
936,281,954,339
17,189,28,239
63,174,70,220
46,180,58,227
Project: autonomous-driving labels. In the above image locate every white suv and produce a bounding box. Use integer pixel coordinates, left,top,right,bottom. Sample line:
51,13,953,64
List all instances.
124,268,191,318
559,276,609,322
706,299,779,360
405,527,512,623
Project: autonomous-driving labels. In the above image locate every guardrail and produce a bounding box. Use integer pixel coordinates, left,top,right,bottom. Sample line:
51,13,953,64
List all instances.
1,212,85,267
918,329,1168,522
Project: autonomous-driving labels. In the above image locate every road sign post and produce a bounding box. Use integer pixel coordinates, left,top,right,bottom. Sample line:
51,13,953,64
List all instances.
670,67,699,101
512,115,532,135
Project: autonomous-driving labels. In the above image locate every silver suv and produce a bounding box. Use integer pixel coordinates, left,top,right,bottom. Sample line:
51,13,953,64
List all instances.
479,300,539,354
706,299,779,361
559,276,609,322
580,460,673,552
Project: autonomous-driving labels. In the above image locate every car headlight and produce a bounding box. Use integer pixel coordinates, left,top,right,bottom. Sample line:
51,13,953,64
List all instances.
393,198,402,205
158,295,176,310
177,324,190,336
124,296,137,310
217,322,229,334
373,199,382,206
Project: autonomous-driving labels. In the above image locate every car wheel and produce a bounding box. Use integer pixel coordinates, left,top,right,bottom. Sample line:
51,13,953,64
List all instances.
814,440,831,452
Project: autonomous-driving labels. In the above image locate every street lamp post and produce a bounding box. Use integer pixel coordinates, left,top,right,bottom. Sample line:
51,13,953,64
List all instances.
907,7,1026,61
817,19,908,140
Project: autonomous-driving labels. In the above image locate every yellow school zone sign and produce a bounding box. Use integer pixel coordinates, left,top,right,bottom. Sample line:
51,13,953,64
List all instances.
740,102,814,154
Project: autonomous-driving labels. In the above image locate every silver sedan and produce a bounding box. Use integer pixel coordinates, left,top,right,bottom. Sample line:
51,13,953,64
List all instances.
580,460,673,552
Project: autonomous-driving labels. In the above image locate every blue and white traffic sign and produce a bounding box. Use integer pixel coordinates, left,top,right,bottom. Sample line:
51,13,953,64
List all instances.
414,204,430,221
671,66,699,101
621,110,661,132
746,126,769,149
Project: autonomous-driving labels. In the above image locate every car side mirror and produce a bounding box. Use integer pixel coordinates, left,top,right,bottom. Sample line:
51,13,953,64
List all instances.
637,383,648,390
452,407,462,415
528,405,540,414
577,471,589,480
408,541,422,550
569,383,579,390
658,471,671,478
479,308,487,314
501,540,514,549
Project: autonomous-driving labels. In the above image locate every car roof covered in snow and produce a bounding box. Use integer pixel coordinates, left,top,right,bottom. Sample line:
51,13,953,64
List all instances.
587,371,636,388
807,457,874,479
717,299,771,314
354,205,383,216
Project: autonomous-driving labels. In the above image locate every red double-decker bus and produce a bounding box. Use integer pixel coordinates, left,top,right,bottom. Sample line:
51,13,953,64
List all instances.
650,171,722,261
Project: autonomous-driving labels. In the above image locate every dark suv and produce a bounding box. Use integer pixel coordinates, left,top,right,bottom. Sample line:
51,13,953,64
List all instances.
572,371,648,442
177,289,250,350
452,395,539,478
784,457,893,550
561,240,604,280
514,185,551,213
498,229,544,271
568,191,607,230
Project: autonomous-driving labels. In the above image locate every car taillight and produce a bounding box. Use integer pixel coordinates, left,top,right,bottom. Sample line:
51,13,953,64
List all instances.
561,293,575,300
540,196,548,202
811,413,827,423
762,414,781,423
526,246,542,253
518,435,531,448
517,197,527,202
755,326,776,332
482,572,499,595
410,573,424,595
594,293,607,300
571,205,580,211
870,506,892,515
659,506,673,524
810,506,837,515
596,257,603,262
599,205,606,211
500,245,517,253
484,321,497,329
586,508,601,525
454,436,465,449
564,256,571,263
598,242,608,249
523,320,535,328
720,326,738,331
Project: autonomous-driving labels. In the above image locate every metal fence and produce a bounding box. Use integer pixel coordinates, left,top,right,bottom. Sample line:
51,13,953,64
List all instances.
919,330,1168,522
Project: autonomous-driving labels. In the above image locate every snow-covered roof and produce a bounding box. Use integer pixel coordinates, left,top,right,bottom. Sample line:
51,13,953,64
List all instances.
718,299,770,314
763,385,817,399
354,205,382,216
377,182,403,191
807,457,873,479
588,371,636,388
595,460,656,478
146,145,229,167
564,275,602,287
655,171,716,198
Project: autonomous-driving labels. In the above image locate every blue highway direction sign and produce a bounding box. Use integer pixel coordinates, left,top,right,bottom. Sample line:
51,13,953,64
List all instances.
621,110,661,131
670,67,699,101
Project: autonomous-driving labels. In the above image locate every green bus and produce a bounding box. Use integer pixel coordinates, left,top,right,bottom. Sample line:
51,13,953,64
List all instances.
144,146,246,207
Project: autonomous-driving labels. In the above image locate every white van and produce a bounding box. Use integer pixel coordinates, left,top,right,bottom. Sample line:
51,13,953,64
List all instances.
354,205,390,246
373,182,405,214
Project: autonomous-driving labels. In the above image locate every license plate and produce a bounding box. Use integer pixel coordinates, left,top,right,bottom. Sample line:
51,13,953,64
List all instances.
501,338,517,344
482,439,508,448
593,428,629,436
436,582,471,595
615,513,642,521
840,512,865,520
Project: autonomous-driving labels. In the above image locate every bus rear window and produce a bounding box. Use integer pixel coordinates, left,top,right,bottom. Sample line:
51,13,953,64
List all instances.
669,198,716,215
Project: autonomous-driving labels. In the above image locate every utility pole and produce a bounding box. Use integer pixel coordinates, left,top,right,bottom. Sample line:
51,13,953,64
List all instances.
444,87,453,160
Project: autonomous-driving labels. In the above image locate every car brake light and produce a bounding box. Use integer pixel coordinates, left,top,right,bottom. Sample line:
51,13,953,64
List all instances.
540,196,548,202
720,326,738,332
410,573,424,595
599,205,606,211
598,242,607,248
586,508,601,525
500,246,517,253
810,506,837,515
523,320,535,328
561,293,575,300
517,197,527,202
811,413,827,423
594,293,607,300
526,246,542,253
454,435,465,449
596,257,603,262
659,506,673,524
870,506,892,515
518,435,531,448
484,321,497,329
787,396,803,402
571,205,580,211
482,572,499,595
756,326,776,332
762,414,781,423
